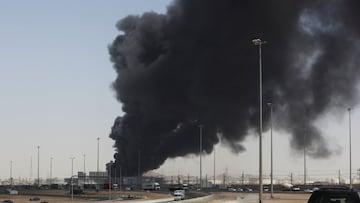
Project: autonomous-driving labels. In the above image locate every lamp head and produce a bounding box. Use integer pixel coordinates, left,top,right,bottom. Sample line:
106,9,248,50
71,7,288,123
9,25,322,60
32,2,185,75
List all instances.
252,38,266,45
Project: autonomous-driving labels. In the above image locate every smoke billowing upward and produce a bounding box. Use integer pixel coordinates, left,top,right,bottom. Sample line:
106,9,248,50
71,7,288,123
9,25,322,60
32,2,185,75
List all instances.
108,0,360,176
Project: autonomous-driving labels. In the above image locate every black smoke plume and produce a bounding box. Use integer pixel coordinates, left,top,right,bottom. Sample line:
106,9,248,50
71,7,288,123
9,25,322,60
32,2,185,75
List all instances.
108,0,360,176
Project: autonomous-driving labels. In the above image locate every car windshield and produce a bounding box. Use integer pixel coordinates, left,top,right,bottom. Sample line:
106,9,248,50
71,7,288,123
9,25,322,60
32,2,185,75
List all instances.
318,193,355,203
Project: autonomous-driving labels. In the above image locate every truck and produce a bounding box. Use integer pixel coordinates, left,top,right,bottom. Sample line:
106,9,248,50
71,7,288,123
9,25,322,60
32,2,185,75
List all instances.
173,189,185,201
142,182,160,190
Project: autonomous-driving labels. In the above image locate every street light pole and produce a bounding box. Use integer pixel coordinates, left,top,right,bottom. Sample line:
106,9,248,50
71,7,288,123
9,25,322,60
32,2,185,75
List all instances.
83,154,86,189
200,125,203,189
348,107,352,189
97,137,100,173
138,150,141,189
70,157,75,203
214,147,216,186
97,137,100,191
252,38,266,203
267,102,274,199
83,154,86,174
304,132,307,186
10,160,13,187
50,157,53,186
37,146,40,188
109,161,112,200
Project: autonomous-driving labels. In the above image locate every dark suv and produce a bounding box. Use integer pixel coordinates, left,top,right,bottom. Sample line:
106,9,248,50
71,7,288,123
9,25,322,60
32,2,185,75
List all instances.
308,187,360,203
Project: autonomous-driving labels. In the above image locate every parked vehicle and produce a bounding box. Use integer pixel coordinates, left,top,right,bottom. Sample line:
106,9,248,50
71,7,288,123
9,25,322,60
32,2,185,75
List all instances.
228,187,237,192
246,188,253,192
173,189,185,201
2,200,13,203
29,196,40,201
7,190,18,195
142,182,160,190
307,187,360,203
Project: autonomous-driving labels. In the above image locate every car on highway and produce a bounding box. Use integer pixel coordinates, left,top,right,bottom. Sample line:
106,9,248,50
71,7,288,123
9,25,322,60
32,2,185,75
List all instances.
173,189,185,201
307,187,360,203
237,188,244,192
304,188,313,193
292,186,301,191
2,200,13,203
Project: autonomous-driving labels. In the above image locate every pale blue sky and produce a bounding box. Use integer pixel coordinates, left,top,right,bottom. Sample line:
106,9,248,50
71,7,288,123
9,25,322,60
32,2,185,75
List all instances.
0,0,359,184
0,0,172,180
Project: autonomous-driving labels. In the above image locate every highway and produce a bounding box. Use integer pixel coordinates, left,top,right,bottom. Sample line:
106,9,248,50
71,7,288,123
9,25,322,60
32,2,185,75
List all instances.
123,193,258,203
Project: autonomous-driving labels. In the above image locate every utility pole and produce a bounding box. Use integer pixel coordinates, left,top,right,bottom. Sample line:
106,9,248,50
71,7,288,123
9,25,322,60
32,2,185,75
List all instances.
199,124,203,189
348,108,352,189
83,154,86,174
119,165,122,191
252,38,267,203
50,157,53,185
37,146,40,187
70,157,75,203
30,156,33,183
138,150,141,189
83,154,86,188
97,137,100,191
213,148,216,186
242,172,245,185
10,161,13,187
338,170,341,185
304,132,307,186
206,174,208,188
109,161,112,200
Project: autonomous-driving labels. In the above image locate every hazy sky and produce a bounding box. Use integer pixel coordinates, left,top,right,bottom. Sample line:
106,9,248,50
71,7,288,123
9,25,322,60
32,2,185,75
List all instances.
0,0,359,184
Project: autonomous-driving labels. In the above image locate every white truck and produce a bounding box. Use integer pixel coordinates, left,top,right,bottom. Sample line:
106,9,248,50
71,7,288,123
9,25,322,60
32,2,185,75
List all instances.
142,182,160,190
173,189,185,201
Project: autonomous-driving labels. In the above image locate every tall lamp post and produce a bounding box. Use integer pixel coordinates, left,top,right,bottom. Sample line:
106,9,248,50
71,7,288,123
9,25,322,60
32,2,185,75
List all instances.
267,102,274,199
304,132,307,186
348,107,352,189
97,137,100,191
83,154,86,189
70,157,75,202
37,146,40,187
214,147,216,186
50,157,53,185
109,161,113,200
199,124,203,189
10,161,13,187
138,150,141,189
252,38,266,203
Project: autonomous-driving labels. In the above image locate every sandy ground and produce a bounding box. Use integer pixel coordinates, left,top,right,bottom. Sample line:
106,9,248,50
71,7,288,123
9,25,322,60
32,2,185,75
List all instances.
207,192,311,203
0,191,311,203
262,193,311,203
0,190,171,203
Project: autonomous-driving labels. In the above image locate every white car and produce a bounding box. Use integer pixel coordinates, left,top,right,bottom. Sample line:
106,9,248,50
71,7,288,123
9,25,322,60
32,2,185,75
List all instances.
246,188,253,192
292,186,301,191
173,190,185,201
304,189,313,193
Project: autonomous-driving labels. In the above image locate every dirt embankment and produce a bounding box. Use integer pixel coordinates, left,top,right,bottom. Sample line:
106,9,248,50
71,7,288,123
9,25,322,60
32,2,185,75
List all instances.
0,190,172,203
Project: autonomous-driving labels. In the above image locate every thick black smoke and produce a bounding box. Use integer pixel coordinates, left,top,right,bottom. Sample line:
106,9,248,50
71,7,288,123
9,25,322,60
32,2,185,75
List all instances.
108,0,360,176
